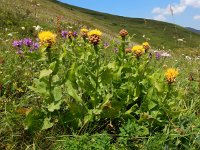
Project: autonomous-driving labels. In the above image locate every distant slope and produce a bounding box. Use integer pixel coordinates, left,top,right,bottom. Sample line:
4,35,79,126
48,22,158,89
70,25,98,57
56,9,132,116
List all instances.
186,27,200,34
1,0,200,49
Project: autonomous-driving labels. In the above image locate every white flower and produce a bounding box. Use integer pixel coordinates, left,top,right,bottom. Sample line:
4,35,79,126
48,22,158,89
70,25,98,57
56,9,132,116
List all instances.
21,27,25,30
161,52,171,57
67,26,73,29
195,56,200,60
185,56,192,60
7,33,13,37
33,25,42,31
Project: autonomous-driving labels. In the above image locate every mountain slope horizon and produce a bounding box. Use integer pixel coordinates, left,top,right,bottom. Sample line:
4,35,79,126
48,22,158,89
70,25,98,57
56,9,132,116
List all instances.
1,0,200,49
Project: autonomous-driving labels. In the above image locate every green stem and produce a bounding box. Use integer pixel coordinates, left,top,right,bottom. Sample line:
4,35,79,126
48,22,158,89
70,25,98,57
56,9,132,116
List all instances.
121,37,126,58
94,45,99,107
47,47,54,102
117,37,126,65
164,84,172,103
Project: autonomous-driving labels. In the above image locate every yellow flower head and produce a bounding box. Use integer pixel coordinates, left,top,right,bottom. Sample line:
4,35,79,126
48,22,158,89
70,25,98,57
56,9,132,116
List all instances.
80,28,89,38
81,28,88,33
88,29,102,36
165,68,179,84
142,42,150,52
132,45,145,57
88,29,102,45
38,31,56,47
143,42,150,47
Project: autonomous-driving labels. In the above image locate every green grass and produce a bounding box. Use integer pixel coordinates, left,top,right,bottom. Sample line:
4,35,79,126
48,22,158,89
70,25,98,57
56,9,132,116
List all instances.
0,0,200,149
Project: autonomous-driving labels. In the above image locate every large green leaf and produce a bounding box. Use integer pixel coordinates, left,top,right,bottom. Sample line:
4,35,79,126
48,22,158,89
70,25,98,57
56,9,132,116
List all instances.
42,117,54,130
39,69,52,79
24,108,45,132
148,100,158,110
114,66,123,80
29,79,48,95
66,80,82,103
100,68,113,84
53,86,62,101
47,101,62,112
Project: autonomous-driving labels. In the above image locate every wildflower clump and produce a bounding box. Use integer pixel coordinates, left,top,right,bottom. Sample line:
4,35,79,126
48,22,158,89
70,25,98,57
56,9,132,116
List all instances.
143,42,150,52
38,31,56,47
80,28,88,38
132,45,145,58
88,29,102,45
12,38,39,54
119,29,128,38
165,68,179,84
12,40,23,48
23,38,33,47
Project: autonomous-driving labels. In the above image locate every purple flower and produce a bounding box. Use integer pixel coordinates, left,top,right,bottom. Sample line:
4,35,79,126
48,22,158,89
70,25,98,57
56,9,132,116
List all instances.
114,48,118,53
29,42,39,53
16,50,23,55
23,38,33,47
29,49,34,53
12,40,23,47
61,31,68,38
104,42,109,48
155,52,161,60
73,31,78,38
33,42,39,50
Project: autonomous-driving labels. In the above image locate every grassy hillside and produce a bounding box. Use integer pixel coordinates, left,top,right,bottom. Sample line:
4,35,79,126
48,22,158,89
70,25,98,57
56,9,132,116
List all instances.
1,0,200,49
1,0,200,149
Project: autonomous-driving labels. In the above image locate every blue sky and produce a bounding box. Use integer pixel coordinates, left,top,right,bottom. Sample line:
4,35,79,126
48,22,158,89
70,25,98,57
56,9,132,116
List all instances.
59,0,200,30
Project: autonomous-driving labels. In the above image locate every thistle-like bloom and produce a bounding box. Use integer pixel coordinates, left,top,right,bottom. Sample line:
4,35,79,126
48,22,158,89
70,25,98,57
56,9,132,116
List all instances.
165,68,179,84
80,28,88,38
38,31,56,47
23,38,33,47
61,31,68,38
132,45,145,58
67,31,73,39
125,48,132,53
119,29,128,38
143,42,150,52
88,29,102,45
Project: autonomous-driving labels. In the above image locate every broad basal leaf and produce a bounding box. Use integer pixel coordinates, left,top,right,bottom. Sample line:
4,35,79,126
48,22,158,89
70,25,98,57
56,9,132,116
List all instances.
39,69,52,79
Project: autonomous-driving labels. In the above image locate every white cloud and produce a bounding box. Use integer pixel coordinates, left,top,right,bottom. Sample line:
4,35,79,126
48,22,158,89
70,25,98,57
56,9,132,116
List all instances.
153,15,166,21
193,15,200,20
152,0,200,21
182,0,200,8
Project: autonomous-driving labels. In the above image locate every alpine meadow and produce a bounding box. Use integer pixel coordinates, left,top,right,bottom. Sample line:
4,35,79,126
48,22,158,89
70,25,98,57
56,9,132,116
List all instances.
0,0,200,149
